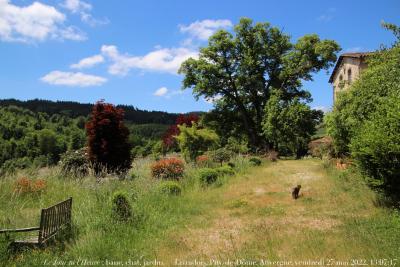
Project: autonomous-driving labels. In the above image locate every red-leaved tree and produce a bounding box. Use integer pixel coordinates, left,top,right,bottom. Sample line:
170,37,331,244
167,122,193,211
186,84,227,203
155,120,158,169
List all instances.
86,100,131,174
162,114,199,151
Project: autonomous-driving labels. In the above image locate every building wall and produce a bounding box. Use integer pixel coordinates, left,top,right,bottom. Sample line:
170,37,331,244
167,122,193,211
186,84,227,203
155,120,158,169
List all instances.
332,57,366,102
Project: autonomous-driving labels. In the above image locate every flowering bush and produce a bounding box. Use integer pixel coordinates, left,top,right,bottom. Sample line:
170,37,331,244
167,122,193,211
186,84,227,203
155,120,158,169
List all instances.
59,148,89,177
151,158,185,180
14,177,47,195
32,179,47,192
196,155,212,167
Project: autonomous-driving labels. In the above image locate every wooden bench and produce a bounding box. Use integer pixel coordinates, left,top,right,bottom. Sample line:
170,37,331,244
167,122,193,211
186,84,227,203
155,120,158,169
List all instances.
0,197,72,247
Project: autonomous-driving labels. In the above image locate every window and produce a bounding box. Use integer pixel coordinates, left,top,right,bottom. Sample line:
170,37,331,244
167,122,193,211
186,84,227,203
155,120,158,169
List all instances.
348,69,352,83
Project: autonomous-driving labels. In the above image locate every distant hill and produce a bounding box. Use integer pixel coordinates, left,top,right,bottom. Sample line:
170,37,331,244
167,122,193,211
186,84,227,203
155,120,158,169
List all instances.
0,99,181,125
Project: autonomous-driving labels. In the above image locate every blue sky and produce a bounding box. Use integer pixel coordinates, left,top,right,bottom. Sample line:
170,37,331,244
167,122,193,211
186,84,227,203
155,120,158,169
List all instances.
0,0,399,113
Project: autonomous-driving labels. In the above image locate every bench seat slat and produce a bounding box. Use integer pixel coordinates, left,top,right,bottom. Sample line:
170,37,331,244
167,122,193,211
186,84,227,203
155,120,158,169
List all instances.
0,227,40,233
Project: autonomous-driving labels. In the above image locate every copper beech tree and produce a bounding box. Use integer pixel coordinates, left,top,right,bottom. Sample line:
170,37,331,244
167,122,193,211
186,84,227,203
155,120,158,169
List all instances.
86,100,131,174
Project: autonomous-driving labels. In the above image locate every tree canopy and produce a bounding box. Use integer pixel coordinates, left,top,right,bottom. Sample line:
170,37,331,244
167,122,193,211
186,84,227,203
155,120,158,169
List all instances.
179,17,340,150
263,90,323,158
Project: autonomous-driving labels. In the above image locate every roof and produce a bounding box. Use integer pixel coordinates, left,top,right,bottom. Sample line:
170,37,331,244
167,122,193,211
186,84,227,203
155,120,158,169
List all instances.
328,52,374,83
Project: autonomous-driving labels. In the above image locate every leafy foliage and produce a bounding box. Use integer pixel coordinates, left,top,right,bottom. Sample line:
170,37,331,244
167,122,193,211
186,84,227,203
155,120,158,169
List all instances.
0,98,180,125
59,148,90,177
208,148,232,165
162,114,199,151
111,191,132,221
249,157,262,166
86,100,131,174
263,90,323,157
326,25,400,190
159,181,182,196
176,123,219,161
198,168,219,186
180,17,340,150
0,105,85,174
350,96,400,189
215,165,235,176
151,158,185,180
308,136,334,159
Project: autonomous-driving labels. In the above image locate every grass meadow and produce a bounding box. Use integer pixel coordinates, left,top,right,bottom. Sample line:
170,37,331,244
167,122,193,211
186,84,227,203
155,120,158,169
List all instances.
0,156,399,266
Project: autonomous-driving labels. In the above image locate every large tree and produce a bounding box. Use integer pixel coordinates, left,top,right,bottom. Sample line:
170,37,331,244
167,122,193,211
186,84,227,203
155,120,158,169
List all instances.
179,18,340,150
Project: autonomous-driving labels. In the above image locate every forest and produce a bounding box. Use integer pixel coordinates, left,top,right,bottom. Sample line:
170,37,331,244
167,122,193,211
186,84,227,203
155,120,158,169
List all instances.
0,98,181,124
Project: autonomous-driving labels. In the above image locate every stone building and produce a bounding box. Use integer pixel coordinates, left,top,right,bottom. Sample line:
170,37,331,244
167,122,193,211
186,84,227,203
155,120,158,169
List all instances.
329,52,373,102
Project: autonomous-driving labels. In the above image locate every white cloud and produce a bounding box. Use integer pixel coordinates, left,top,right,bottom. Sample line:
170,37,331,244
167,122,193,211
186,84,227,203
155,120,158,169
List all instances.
101,45,198,75
62,0,91,13
153,87,168,96
0,0,86,42
58,26,86,41
61,0,108,27
153,87,184,98
179,19,232,40
70,54,104,69
40,71,107,87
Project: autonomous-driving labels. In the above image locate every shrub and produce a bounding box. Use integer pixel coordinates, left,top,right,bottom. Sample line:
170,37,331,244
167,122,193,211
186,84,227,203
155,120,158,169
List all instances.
14,177,47,195
227,162,235,168
176,123,219,161
162,114,200,151
14,177,31,194
267,150,279,162
216,165,235,176
159,181,182,196
86,100,132,174
209,148,232,166
263,89,323,158
0,158,32,176
59,148,89,177
130,172,139,180
195,155,212,167
350,96,400,190
151,158,185,180
111,191,132,221
308,137,334,159
198,168,219,186
249,157,262,166
226,136,249,154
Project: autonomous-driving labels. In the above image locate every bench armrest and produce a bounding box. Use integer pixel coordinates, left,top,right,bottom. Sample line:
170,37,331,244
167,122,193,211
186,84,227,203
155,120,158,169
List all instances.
0,227,40,234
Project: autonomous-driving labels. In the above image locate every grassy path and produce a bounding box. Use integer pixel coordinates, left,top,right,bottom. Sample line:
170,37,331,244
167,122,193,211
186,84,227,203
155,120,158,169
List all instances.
157,159,400,265
1,159,399,266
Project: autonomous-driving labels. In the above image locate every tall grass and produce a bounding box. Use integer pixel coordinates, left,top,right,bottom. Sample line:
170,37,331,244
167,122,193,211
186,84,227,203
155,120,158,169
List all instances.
0,155,252,266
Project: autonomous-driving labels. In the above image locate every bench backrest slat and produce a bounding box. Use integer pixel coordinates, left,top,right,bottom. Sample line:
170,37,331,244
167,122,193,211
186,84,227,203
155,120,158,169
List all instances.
38,198,72,243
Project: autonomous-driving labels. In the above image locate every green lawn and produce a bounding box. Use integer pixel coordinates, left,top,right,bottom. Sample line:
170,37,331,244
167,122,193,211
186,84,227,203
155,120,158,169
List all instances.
1,158,399,266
